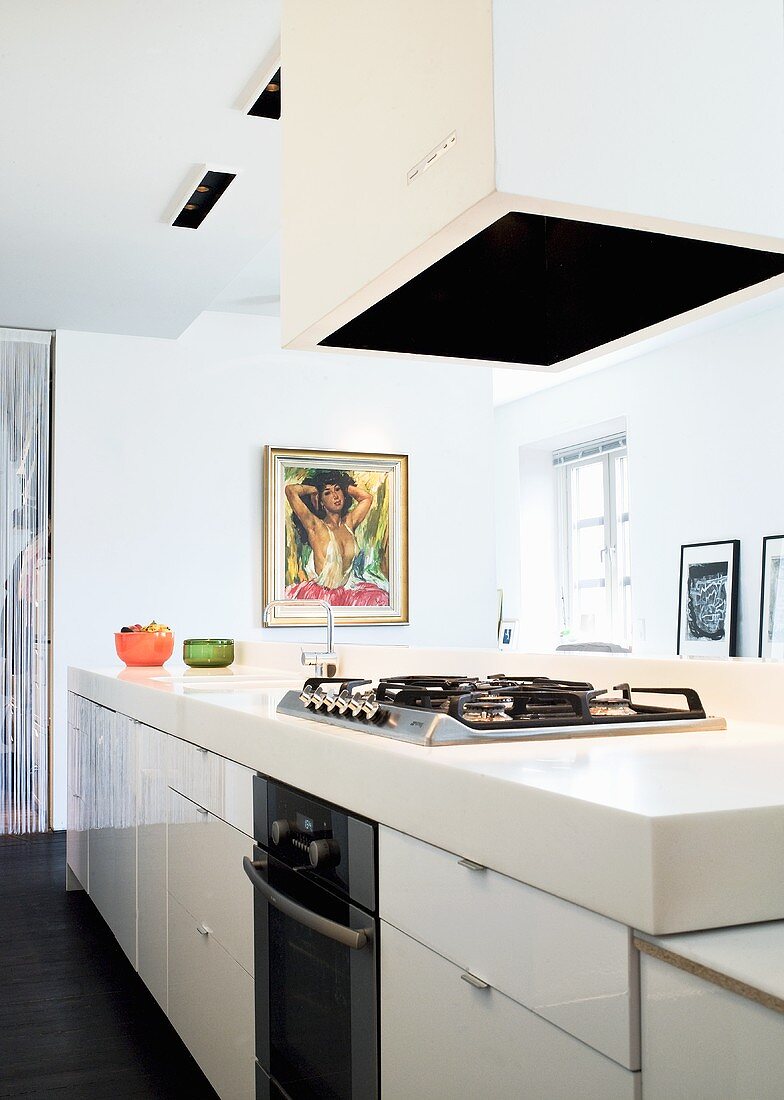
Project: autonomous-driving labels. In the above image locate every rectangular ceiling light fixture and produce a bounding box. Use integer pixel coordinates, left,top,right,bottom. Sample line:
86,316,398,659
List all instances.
171,168,236,229
248,66,281,119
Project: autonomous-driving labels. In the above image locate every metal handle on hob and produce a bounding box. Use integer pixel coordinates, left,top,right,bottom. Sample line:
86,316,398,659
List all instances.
242,857,371,951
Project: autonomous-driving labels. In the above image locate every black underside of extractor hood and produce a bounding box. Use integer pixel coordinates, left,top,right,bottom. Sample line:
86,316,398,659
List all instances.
319,212,784,366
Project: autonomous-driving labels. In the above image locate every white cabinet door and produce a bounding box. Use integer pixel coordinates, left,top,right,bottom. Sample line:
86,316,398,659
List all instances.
167,735,256,837
380,825,638,1067
89,705,137,966
168,892,255,1100
66,693,90,890
137,721,167,1011
381,922,640,1100
641,953,784,1099
168,787,254,975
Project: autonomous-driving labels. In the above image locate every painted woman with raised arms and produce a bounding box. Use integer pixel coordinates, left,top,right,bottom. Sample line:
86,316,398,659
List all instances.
285,470,389,607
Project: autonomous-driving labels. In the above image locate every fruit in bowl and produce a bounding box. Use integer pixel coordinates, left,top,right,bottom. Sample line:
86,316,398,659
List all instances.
115,620,174,666
120,621,171,633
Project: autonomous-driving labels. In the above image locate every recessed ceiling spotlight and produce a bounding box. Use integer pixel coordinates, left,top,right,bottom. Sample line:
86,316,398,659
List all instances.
248,65,281,120
168,166,237,230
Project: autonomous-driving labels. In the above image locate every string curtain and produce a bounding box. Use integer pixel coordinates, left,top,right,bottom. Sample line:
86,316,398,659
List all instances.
0,328,51,833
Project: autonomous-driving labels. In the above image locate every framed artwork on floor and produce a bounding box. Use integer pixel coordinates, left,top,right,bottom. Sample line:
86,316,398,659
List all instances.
677,540,740,657
264,447,409,626
759,535,784,659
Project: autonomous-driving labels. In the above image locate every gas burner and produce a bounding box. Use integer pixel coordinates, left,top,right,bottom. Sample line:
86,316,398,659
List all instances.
461,694,515,723
279,674,726,746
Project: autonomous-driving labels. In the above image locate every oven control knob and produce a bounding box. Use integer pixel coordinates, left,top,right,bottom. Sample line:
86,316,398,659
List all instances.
271,819,291,846
308,838,340,869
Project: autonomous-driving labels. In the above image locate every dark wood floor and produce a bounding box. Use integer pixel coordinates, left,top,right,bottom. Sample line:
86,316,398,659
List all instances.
0,831,218,1099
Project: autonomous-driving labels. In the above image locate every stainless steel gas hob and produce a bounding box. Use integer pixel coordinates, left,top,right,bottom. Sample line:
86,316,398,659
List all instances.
276,674,727,746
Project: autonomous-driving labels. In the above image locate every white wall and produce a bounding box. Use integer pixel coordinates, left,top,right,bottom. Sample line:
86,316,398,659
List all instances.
52,312,496,826
495,303,784,659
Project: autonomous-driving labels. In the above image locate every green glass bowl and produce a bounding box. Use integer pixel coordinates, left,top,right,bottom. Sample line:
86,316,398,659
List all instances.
183,638,235,668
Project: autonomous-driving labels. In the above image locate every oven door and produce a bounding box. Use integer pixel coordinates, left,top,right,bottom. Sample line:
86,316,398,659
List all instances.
245,849,378,1100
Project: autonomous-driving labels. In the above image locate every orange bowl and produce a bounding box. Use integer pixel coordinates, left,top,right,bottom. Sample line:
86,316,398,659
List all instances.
115,630,174,667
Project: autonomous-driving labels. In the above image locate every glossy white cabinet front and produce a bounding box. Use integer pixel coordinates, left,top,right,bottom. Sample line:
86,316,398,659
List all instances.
66,694,90,890
641,953,784,1099
381,922,640,1099
137,720,168,1011
167,736,255,838
168,892,255,1100
88,707,137,967
379,825,639,1068
167,787,254,976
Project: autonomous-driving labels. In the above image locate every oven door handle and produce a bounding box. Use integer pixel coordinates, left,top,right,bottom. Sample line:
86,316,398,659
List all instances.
243,856,372,951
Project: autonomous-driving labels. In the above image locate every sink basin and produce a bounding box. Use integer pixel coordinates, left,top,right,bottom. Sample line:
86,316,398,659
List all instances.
152,670,294,684
151,671,301,692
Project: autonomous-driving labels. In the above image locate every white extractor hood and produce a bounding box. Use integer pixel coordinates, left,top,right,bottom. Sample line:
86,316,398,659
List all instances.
281,0,784,371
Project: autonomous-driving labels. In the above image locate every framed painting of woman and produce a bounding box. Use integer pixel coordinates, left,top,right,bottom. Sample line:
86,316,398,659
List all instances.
264,447,409,625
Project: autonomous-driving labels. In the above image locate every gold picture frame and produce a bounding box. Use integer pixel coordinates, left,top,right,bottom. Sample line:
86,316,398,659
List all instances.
264,446,409,626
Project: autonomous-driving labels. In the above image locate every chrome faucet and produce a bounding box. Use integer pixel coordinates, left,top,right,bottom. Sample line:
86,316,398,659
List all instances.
263,599,337,678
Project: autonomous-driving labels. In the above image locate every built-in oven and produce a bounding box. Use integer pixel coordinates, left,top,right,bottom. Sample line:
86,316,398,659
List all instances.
243,776,378,1100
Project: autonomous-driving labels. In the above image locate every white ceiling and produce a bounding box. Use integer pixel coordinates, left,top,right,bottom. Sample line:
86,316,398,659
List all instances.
0,0,281,338
2,0,781,405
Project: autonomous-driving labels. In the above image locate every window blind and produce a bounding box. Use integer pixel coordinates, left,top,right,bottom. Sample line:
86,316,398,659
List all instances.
552,433,627,467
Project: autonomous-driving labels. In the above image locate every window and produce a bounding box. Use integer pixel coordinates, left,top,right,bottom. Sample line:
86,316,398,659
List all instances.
555,434,631,646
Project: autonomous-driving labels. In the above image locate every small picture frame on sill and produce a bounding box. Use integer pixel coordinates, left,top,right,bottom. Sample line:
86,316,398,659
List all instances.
498,619,519,650
677,540,740,658
759,534,784,659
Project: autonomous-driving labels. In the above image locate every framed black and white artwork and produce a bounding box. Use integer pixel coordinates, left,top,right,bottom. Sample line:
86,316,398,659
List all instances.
498,618,519,650
759,535,784,659
677,541,739,657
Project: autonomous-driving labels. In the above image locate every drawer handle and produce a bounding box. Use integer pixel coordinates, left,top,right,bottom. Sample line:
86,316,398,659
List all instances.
195,746,208,755
457,857,486,872
460,972,490,990
196,806,209,817
196,923,212,936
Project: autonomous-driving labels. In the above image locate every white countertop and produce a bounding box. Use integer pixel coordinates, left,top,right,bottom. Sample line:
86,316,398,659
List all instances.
68,661,784,936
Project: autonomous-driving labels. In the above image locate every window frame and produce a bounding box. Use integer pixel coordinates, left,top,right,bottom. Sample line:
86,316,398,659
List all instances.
555,437,630,645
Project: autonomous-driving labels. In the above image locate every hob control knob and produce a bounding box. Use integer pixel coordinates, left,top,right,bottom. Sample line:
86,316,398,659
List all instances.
360,692,380,720
308,838,340,869
323,690,342,713
271,819,291,846
310,687,329,711
347,692,367,717
334,689,353,715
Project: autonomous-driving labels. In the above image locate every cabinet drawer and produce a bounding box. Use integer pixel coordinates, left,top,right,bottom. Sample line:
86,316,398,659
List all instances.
168,892,255,1100
381,922,639,1099
167,737,255,837
211,756,255,838
168,788,254,975
167,736,212,810
379,825,638,1068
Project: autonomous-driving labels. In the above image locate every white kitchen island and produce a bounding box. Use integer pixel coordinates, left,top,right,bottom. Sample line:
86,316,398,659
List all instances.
66,653,784,1100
